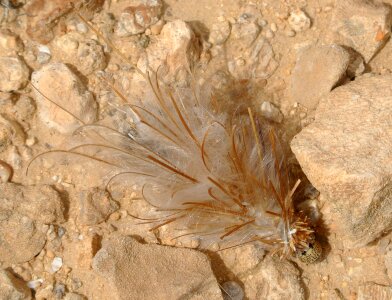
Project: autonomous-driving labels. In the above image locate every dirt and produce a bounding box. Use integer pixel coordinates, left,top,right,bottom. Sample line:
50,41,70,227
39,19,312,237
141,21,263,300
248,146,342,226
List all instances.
1,0,392,299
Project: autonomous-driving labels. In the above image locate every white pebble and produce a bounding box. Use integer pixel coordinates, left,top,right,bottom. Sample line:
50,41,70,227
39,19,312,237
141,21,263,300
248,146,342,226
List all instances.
51,257,63,273
27,279,44,289
270,23,278,32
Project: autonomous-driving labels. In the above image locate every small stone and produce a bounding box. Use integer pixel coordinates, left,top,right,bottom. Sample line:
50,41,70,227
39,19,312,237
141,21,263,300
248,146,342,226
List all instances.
291,74,392,247
270,22,278,32
77,187,119,226
115,0,163,36
328,0,392,62
209,20,231,45
0,56,30,92
53,32,106,75
27,279,44,289
146,20,201,84
0,269,32,300
0,29,24,56
226,20,278,80
150,19,165,35
288,9,311,32
93,235,222,299
51,257,63,273
25,0,104,43
289,44,350,110
221,281,244,300
260,101,283,123
265,29,274,39
0,160,12,182
13,96,36,121
31,63,98,133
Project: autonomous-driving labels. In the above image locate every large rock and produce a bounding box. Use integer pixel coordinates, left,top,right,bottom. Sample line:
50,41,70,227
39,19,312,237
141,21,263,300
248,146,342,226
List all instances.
328,0,392,63
0,212,47,264
289,44,350,110
0,183,65,224
92,235,223,300
240,256,304,300
0,269,32,300
291,74,392,247
31,63,98,133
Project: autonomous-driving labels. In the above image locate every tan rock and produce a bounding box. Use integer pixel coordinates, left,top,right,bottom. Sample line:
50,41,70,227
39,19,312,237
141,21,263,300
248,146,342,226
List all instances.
53,32,107,75
240,256,304,300
115,0,163,36
92,235,223,300
328,0,392,63
0,56,30,92
0,212,46,264
0,183,66,224
31,63,98,133
145,20,201,85
0,29,24,56
0,269,32,300
291,74,392,247
289,44,350,110
226,19,278,80
63,233,101,270
25,0,104,44
357,282,392,300
77,188,119,226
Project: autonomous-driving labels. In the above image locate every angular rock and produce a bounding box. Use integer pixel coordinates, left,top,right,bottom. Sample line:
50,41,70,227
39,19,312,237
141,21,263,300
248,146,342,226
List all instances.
0,212,47,264
0,56,30,92
77,188,119,226
209,20,231,45
53,32,107,75
328,0,392,62
240,256,304,300
357,282,392,300
115,0,163,36
31,63,98,133
0,29,24,56
288,9,311,32
226,18,278,80
0,160,12,182
92,235,222,300
145,20,201,84
291,75,392,247
0,269,32,300
25,0,104,43
0,183,66,224
289,44,350,110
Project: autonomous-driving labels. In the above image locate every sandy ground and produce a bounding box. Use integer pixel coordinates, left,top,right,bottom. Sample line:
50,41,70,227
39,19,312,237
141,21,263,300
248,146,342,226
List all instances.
1,0,392,299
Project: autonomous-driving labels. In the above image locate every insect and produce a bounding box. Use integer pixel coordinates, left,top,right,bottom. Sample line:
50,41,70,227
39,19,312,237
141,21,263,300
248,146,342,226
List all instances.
28,11,322,264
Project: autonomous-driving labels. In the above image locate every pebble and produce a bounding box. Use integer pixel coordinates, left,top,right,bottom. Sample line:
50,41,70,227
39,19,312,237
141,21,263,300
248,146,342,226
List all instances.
285,29,296,37
260,101,283,123
27,278,44,289
270,22,278,32
222,281,244,300
51,257,63,273
288,9,311,32
0,160,12,182
0,56,30,92
265,29,274,39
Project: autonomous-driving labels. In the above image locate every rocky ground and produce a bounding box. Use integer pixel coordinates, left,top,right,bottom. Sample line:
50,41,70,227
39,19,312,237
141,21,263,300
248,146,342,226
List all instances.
1,0,392,299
